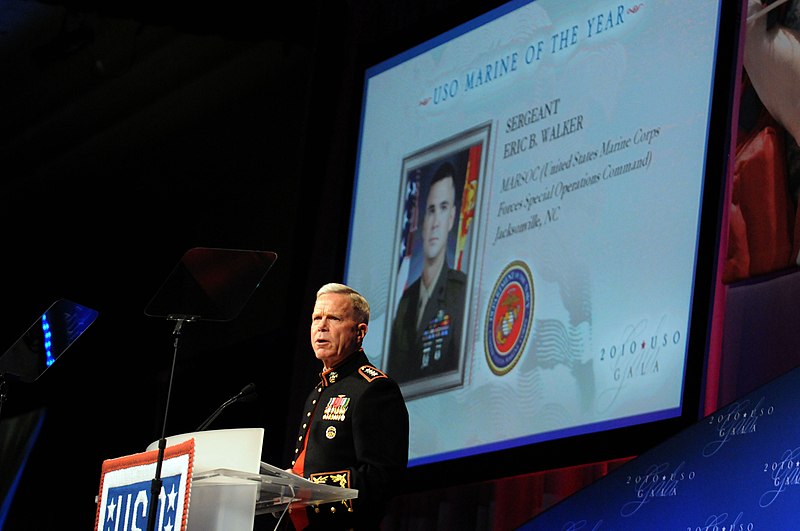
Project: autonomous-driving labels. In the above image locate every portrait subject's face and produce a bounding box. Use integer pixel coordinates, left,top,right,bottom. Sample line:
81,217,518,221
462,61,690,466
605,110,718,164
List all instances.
422,175,456,262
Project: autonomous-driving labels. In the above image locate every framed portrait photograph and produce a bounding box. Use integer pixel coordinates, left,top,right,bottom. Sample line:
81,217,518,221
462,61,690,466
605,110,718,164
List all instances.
383,122,490,399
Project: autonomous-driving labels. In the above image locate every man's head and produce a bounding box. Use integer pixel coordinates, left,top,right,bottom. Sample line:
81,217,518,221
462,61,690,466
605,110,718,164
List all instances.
310,283,370,370
422,161,458,265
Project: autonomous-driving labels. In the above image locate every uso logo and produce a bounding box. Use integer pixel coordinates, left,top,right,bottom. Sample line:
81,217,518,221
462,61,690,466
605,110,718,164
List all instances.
485,261,534,375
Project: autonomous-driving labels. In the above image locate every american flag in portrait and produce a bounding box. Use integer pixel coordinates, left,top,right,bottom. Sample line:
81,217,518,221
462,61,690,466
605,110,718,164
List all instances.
398,169,420,272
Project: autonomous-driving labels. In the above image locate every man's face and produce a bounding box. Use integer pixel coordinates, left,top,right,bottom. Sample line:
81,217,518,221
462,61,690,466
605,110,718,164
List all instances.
310,293,366,369
422,176,456,261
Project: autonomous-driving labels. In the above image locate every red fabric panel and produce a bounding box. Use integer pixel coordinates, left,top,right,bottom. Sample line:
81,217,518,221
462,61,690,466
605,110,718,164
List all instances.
724,116,793,283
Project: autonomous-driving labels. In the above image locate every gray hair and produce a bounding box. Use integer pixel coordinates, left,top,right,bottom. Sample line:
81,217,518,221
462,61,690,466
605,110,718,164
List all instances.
316,283,370,324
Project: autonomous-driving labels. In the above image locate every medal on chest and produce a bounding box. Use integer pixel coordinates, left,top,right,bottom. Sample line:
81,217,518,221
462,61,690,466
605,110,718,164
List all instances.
322,394,350,421
421,310,451,368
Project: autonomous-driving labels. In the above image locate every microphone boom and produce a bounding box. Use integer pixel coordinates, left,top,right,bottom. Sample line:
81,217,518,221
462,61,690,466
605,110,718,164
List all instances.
196,383,257,431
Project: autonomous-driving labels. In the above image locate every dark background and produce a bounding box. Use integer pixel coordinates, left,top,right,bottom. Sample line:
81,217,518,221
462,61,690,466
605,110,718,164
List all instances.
0,0,510,526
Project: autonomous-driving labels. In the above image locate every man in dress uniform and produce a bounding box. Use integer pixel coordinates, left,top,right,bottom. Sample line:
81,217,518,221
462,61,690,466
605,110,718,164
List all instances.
387,160,467,385
288,283,409,530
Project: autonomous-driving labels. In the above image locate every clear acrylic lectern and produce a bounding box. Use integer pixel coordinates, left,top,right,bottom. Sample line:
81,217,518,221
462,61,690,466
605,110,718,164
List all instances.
145,428,357,530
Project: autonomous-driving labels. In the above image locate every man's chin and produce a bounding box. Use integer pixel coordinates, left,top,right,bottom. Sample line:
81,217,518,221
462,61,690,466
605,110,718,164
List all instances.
315,351,340,366
423,248,440,260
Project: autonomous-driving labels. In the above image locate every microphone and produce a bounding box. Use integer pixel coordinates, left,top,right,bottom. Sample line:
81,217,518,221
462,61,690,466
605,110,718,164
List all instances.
195,382,257,431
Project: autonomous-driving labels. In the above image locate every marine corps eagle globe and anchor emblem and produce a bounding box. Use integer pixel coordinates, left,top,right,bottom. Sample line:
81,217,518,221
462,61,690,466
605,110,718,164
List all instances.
485,260,534,375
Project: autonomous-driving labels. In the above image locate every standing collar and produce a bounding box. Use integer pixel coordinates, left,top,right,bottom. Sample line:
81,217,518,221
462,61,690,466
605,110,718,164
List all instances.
319,349,368,387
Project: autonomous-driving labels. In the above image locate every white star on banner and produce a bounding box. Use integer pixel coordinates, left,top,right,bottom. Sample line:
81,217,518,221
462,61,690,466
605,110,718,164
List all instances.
106,499,116,522
167,484,178,511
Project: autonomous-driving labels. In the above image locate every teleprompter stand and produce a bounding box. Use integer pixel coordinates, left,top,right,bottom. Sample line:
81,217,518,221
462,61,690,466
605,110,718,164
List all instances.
142,247,277,531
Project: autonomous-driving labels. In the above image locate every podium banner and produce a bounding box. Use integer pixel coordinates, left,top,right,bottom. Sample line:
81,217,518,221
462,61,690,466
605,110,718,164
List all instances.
95,439,194,531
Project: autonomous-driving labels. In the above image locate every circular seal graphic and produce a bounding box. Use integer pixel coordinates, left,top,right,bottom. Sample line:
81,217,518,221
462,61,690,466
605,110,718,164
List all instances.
485,260,534,375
